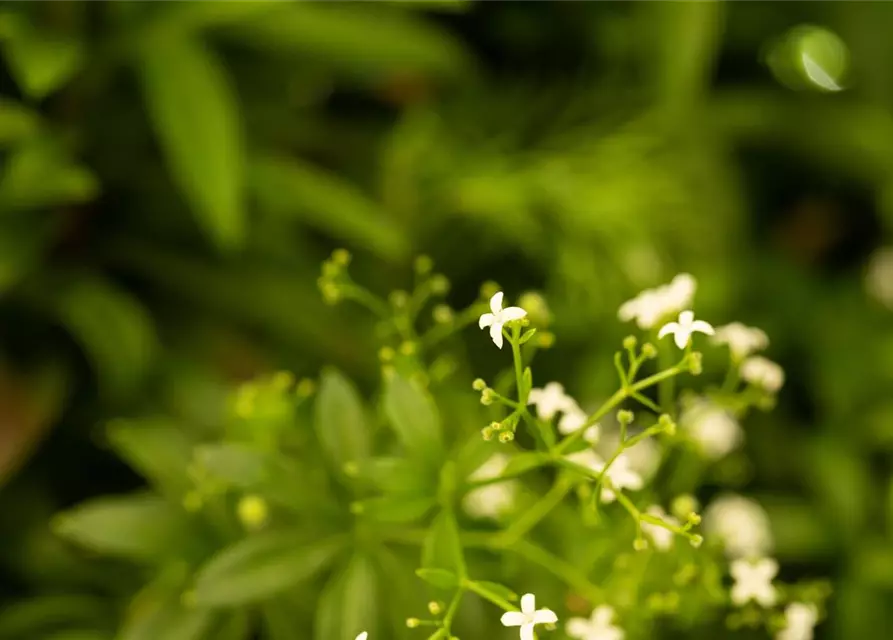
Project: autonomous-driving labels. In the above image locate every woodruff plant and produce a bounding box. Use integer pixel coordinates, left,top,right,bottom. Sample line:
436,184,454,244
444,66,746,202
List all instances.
52,250,829,640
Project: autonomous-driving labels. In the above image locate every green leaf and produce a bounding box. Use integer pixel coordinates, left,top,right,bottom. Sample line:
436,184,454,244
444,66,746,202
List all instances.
120,567,213,640
470,580,517,603
260,599,303,640
314,368,371,475
501,451,550,477
0,596,111,637
414,568,459,589
250,155,408,262
53,493,193,563
222,4,471,79
53,276,157,399
192,530,342,606
147,1,282,34
422,510,465,577
193,443,268,486
314,554,379,640
106,418,193,499
0,99,38,146
361,495,436,524
0,138,98,212
42,632,111,640
138,35,244,250
2,27,84,99
383,374,443,464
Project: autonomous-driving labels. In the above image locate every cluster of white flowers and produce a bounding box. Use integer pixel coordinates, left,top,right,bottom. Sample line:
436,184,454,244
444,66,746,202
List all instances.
567,449,644,503
730,557,778,607
462,453,518,520
680,398,743,460
567,605,624,640
618,273,697,330
866,246,893,310
740,356,785,393
500,593,558,640
777,603,819,640
703,494,773,559
528,382,599,441
712,322,769,360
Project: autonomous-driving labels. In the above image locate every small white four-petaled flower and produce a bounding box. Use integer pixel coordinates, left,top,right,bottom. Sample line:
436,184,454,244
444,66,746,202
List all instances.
479,291,527,349
566,605,624,640
680,398,743,460
776,602,818,640
730,557,778,607
355,633,368,640
703,494,773,559
712,322,769,360
618,274,697,330
658,310,715,349
528,382,575,420
500,593,558,640
740,356,785,393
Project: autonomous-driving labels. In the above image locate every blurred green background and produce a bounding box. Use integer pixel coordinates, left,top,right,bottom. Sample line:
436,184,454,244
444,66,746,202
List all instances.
0,1,892,639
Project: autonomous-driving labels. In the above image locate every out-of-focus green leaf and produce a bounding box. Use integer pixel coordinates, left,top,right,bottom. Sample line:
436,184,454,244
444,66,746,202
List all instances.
0,596,112,637
119,568,213,640
421,510,464,577
146,1,282,34
415,567,459,589
471,580,518,603
0,138,98,212
222,3,471,78
250,155,408,262
0,99,39,145
192,530,343,606
2,26,84,100
366,457,436,497
42,631,111,640
806,437,871,541
53,276,157,399
138,35,244,250
53,493,192,563
193,443,268,486
383,374,443,465
261,599,303,640
314,554,378,640
314,368,371,476
106,419,193,499
760,497,836,560
361,495,436,524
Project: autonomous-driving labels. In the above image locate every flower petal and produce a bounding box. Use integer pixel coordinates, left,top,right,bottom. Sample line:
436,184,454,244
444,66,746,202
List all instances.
520,593,536,615
691,320,715,335
678,310,695,326
519,623,535,640
533,608,558,624
501,611,527,627
566,618,592,638
490,322,504,349
657,322,679,339
673,328,691,349
479,312,495,329
500,306,527,322
489,291,504,314
593,605,614,625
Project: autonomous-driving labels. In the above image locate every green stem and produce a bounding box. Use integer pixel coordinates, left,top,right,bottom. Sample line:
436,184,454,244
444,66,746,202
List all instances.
495,478,571,547
342,283,390,319
440,588,465,632
510,325,526,401
658,345,675,415
464,579,515,612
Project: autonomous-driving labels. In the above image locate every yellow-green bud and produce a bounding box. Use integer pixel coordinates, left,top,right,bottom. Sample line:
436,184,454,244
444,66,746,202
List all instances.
482,426,494,441
430,274,450,295
622,335,637,351
671,494,700,520
406,618,420,628
472,378,487,391
688,352,703,376
689,534,704,548
617,409,635,425
641,343,657,359
322,283,342,305
237,495,269,530
295,378,316,397
331,248,351,267
433,304,453,324
414,255,433,275
633,537,648,551
498,430,514,443
517,292,551,328
399,341,416,356
480,389,494,406
427,601,442,615
686,512,702,526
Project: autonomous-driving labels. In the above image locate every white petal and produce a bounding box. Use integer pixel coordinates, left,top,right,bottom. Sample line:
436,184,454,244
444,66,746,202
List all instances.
657,322,679,339
501,611,527,627
678,310,695,326
355,634,368,640
673,328,691,349
593,605,614,625
490,322,504,349
691,320,715,335
519,623,535,640
479,312,495,329
490,291,504,314
533,608,558,624
520,593,536,615
730,583,749,606
566,618,592,638
500,306,527,322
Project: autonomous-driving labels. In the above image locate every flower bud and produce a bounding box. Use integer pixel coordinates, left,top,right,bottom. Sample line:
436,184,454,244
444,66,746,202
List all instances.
617,409,635,425
472,378,487,391
671,494,700,520
414,255,433,275
237,495,269,530
498,430,515,443
518,292,551,327
622,335,637,351
480,389,494,406
406,618,420,628
331,248,351,267
480,280,501,300
399,341,416,356
633,537,648,551
689,534,704,548
688,352,703,376
686,512,702,526
481,426,494,441
433,304,453,324
641,343,657,359
430,274,450,295
427,601,442,615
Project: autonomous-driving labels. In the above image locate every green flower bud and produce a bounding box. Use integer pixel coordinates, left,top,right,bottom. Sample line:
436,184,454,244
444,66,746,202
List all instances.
689,534,704,548
414,255,433,275
622,335,637,351
427,601,442,615
688,352,703,376
406,617,420,628
641,343,657,359
633,537,648,551
430,274,450,295
480,389,494,406
482,426,494,441
433,304,453,324
237,495,269,530
472,378,487,391
331,248,351,266
671,494,700,520
498,430,515,443
399,341,416,356
617,409,635,425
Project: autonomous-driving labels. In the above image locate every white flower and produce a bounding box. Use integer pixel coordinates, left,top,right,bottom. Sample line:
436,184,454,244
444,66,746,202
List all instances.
478,291,527,349
740,356,785,393
712,322,769,360
599,454,643,503
621,437,661,482
566,449,604,473
641,505,678,551
558,407,588,435
658,310,715,349
703,494,773,559
529,382,575,420
583,424,601,445
566,605,623,640
356,634,368,640
500,593,558,640
618,273,697,330
730,557,778,607
777,603,818,640
681,399,743,460
866,247,893,310
463,454,517,520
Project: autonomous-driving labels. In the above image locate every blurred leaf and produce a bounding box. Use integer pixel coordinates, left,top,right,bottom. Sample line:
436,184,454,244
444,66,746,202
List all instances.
0,99,39,145
53,276,157,398
362,495,436,524
138,35,244,250
314,554,379,640
119,568,213,640
760,497,836,560
366,457,435,497
1,25,84,100
42,632,111,640
314,368,371,476
472,580,518,603
421,510,464,577
223,3,471,79
53,493,193,563
210,611,250,640
502,451,551,477
0,138,98,212
106,418,193,499
250,155,408,262
415,567,459,589
806,437,871,541
0,596,112,637
192,530,343,606
383,374,444,465
147,1,282,34
261,598,304,640
194,443,268,486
